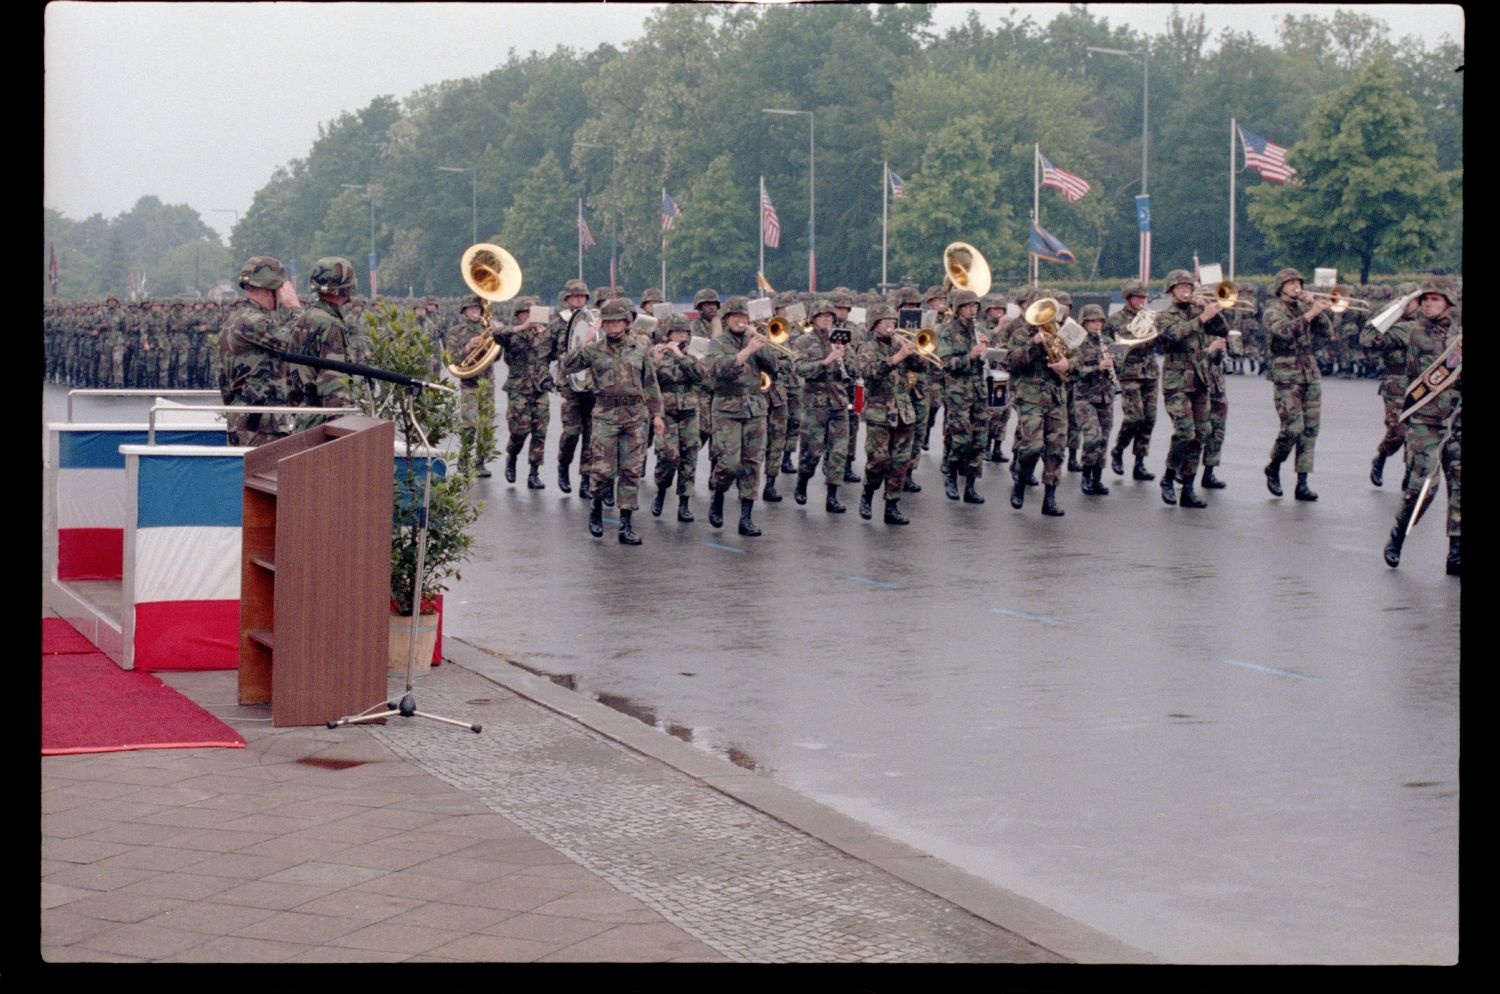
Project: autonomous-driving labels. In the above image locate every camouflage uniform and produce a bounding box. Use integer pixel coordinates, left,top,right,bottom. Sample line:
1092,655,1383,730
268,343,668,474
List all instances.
1107,280,1159,478
936,289,990,501
895,287,932,490
1157,269,1229,506
689,288,721,445
705,297,776,533
832,288,864,483
286,258,357,433
445,296,497,474
1263,268,1334,488
793,301,852,505
774,291,804,474
1365,279,1461,572
1005,296,1070,514
1361,283,1418,484
496,297,557,482
652,317,706,516
218,257,293,447
1068,304,1115,494
552,280,597,494
981,294,1013,462
853,305,921,519
560,298,663,519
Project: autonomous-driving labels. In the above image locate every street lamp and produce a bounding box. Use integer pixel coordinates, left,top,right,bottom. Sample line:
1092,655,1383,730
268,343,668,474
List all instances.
437,166,477,245
341,183,377,296
762,107,815,292
573,142,618,287
1086,43,1150,281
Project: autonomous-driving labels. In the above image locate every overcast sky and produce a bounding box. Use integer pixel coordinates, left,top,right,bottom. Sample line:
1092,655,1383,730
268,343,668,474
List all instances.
44,2,1464,242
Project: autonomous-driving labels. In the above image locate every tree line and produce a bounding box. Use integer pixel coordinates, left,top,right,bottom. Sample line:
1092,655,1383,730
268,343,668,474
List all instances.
44,4,1462,300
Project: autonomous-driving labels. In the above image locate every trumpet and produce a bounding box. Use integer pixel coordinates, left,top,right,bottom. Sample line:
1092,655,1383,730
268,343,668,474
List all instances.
1301,286,1372,314
891,327,944,368
1192,280,1257,313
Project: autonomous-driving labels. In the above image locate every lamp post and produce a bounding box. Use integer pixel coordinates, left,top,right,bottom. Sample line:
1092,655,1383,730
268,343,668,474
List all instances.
341,183,377,296
573,142,618,287
437,166,477,245
762,107,815,292
1086,44,1150,282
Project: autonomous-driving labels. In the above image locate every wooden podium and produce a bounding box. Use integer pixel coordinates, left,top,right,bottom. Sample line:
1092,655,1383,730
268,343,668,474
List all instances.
238,416,394,726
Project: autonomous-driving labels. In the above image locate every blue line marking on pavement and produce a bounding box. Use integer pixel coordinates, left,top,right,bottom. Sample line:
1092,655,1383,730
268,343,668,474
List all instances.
602,517,618,526
1215,657,1319,681
990,607,1062,626
704,542,745,554
842,575,903,590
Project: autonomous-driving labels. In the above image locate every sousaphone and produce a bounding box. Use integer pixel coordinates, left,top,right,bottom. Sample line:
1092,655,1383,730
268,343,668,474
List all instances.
449,243,523,378
942,241,992,299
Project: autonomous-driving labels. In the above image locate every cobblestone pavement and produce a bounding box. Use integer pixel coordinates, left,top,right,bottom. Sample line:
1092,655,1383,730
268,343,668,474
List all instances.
365,660,1063,963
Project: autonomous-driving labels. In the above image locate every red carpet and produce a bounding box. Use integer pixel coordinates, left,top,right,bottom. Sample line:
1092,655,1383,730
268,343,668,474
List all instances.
43,651,245,755
42,618,99,655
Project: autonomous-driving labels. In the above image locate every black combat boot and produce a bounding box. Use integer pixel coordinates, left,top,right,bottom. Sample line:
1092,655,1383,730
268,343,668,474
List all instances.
651,488,666,517
1446,537,1460,576
963,476,985,504
477,460,492,479
601,480,615,507
1160,471,1177,506
859,485,875,520
557,463,572,493
677,495,694,523
1081,466,1098,495
1067,448,1082,472
1264,460,1283,497
738,499,761,537
794,472,810,505
1041,484,1065,517
985,438,1001,463
1294,473,1318,501
1370,454,1385,488
944,467,960,501
844,465,861,484
1201,466,1226,489
1110,445,1125,477
940,454,951,477
1092,465,1111,496
527,463,544,490
1179,475,1208,508
781,450,796,474
995,442,1009,463
1132,456,1156,481
1011,458,1033,509
709,490,726,528
504,450,519,484
826,484,846,514
883,498,908,525
588,495,604,538
579,475,593,500
1384,525,1406,569
903,472,922,492
762,473,783,502
618,509,641,545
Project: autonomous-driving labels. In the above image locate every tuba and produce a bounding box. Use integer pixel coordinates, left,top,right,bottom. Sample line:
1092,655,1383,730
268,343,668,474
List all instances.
449,243,523,378
942,241,992,298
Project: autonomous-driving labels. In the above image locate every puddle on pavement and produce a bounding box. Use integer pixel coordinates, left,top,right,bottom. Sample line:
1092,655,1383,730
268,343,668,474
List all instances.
295,757,369,771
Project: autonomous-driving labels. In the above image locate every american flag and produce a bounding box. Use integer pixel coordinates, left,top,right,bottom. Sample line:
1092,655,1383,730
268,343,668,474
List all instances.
760,180,782,249
1039,153,1091,203
578,211,598,250
889,168,906,199
662,189,681,231
1238,126,1299,184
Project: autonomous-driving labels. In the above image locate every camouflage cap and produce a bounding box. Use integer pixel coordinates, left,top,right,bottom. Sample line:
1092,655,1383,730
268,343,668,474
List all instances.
1271,268,1304,295
640,287,665,305
693,287,721,308
1121,279,1148,299
462,294,486,312
810,299,837,319
599,297,632,321
1164,269,1196,293
1417,277,1459,307
561,278,589,299
981,292,1007,312
949,288,981,309
866,303,896,325
721,295,750,316
830,287,854,308
238,256,288,290
1079,304,1106,322
309,257,357,296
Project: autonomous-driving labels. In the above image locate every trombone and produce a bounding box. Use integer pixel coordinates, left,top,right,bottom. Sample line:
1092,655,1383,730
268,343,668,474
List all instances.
892,327,944,368
752,317,800,359
1192,280,1257,313
1301,286,1372,314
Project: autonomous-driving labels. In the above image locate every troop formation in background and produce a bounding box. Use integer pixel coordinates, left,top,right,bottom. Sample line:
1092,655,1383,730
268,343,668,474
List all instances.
42,259,1459,575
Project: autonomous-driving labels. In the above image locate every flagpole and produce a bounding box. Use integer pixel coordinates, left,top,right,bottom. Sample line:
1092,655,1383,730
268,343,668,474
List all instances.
577,198,584,281
881,161,889,291
759,176,766,292
1229,119,1237,281
1032,144,1041,286
661,188,668,301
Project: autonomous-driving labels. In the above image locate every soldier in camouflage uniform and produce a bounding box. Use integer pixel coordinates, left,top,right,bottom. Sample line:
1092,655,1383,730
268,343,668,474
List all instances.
793,299,852,513
922,284,948,461
892,286,930,492
704,296,777,535
689,287,721,447
1156,268,1229,509
760,300,794,505
773,290,804,476
1364,278,1461,574
1005,287,1071,516
445,294,498,477
561,297,665,545
831,288,864,484
551,278,596,497
1362,282,1420,488
981,292,1014,464
1107,279,1159,482
285,257,357,433
936,288,990,504
852,304,922,525
1069,304,1116,497
650,315,705,523
1262,267,1335,501
1200,305,1230,492
218,256,293,447
495,296,557,489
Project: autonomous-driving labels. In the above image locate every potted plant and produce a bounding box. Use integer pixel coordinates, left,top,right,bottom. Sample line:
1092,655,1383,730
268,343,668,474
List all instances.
355,302,481,673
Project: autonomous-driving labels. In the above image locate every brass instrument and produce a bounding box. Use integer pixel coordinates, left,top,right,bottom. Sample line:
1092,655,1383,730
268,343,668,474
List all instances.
564,306,601,391
892,327,944,368
759,371,773,392
1368,289,1422,335
754,319,800,359
1024,296,1070,376
1113,306,1160,354
449,242,523,378
1303,286,1373,314
942,241,992,298
1192,280,1257,313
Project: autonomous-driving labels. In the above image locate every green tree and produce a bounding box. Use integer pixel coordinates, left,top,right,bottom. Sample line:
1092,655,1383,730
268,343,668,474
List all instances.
154,237,233,297
498,151,585,297
670,154,756,294
1247,58,1458,283
888,116,1011,284
310,186,376,265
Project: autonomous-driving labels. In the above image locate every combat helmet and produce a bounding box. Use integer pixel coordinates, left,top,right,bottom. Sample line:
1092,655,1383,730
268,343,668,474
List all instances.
721,295,750,317
1271,268,1305,296
1079,304,1106,322
238,256,288,290
1164,269,1195,293
693,287,721,309
599,297,632,321
309,257,357,296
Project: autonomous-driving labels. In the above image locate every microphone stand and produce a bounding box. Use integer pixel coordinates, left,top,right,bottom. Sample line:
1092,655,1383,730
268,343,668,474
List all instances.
284,352,480,734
